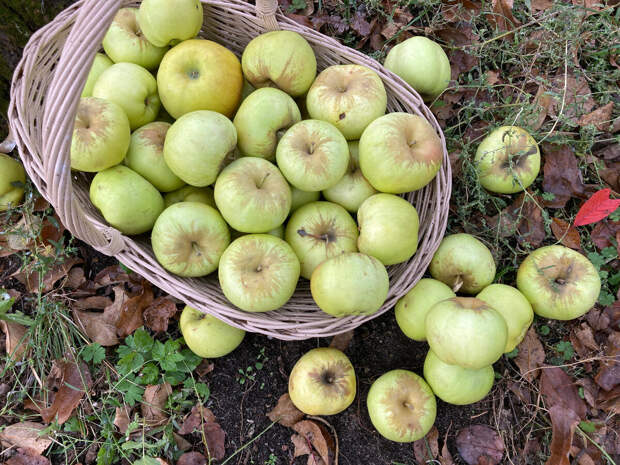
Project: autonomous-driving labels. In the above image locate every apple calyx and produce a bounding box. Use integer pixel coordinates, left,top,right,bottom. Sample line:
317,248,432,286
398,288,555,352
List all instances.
383,373,434,437
308,360,352,397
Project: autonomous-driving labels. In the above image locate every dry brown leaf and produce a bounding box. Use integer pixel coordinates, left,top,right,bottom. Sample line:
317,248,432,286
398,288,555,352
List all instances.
590,220,620,250
440,425,455,465
596,385,620,414
449,49,477,80
292,433,312,458
143,297,178,333
441,0,481,22
293,420,335,465
572,0,602,16
569,323,599,358
113,405,131,434
542,144,589,208
329,330,354,352
73,296,113,310
0,422,52,455
540,366,587,418
595,346,620,391
116,280,154,338
65,267,86,289
195,359,215,377
175,403,225,459
548,74,596,126
578,102,613,131
575,378,599,409
413,426,439,462
515,327,545,382
487,193,546,247
5,450,51,465
486,70,500,85
551,218,581,250
546,405,580,465
72,286,128,346
178,403,216,434
531,0,553,10
507,380,532,404
487,0,520,35
177,452,207,465
141,383,172,426
350,10,371,36
13,256,82,293
0,320,29,359
455,425,504,465
267,393,304,427
173,432,192,451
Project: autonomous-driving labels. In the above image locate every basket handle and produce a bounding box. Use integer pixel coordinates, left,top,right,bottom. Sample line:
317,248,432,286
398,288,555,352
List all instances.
255,0,280,31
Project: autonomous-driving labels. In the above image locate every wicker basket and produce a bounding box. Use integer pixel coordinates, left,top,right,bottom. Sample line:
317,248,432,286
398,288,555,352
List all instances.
5,0,451,340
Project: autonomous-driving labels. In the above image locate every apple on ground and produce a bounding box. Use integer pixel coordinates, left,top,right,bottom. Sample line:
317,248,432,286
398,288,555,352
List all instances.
517,245,601,320
157,39,243,119
357,193,419,265
289,347,356,415
164,186,214,208
285,201,358,279
93,62,160,130
290,186,320,212
367,369,437,442
70,97,131,172
90,165,164,235
394,278,455,341
359,112,443,194
180,305,245,358
429,233,496,294
81,53,113,98
242,30,316,97
0,154,26,211
218,234,300,312
137,0,203,47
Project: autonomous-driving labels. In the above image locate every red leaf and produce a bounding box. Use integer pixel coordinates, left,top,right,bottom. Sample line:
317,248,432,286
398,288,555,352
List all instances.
574,188,620,226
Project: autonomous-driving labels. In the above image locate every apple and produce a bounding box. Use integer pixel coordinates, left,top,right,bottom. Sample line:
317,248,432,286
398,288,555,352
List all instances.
288,347,356,415
516,245,601,320
366,369,436,443
357,193,419,265
425,297,508,369
359,113,443,194
306,64,387,140
394,278,456,341
214,158,291,233
137,0,203,47
233,87,301,160
164,186,215,208
93,62,160,130
476,284,534,352
475,126,541,194
322,140,377,213
285,201,358,279
70,97,130,172
276,120,349,192
0,154,26,211
180,305,245,358
163,110,237,187
311,252,389,317
157,39,243,119
423,349,494,405
383,36,451,102
429,233,496,294
290,186,320,213
90,165,164,235
218,234,300,312
81,53,113,98
102,8,168,70
241,30,316,97
151,201,229,277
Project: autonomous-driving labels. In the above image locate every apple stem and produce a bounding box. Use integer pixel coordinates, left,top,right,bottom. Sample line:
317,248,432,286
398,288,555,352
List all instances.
256,173,270,189
297,229,331,243
452,275,463,293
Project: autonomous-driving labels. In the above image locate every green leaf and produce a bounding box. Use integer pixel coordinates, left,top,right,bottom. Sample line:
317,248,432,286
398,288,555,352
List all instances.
505,348,519,359
133,328,154,354
598,290,615,306
0,311,35,326
96,443,116,465
81,343,105,365
539,325,551,336
579,421,597,433
587,252,606,270
115,379,144,406
163,371,185,386
0,293,15,313
140,363,160,385
117,352,145,376
132,458,161,465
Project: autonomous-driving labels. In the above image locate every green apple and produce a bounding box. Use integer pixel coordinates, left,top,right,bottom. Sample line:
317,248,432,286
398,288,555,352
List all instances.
157,39,243,119
102,8,168,70
384,36,451,102
367,369,437,443
218,234,300,312
163,110,237,187
288,347,356,415
429,233,496,294
425,297,508,369
285,201,358,279
476,284,534,352
423,349,494,405
475,126,541,194
164,186,214,208
359,113,443,193
81,53,113,97
290,186,320,212
93,62,160,130
70,97,130,172
322,140,376,213
241,30,316,97
306,64,387,140
137,0,203,47
276,120,349,192
394,278,456,341
180,305,245,358
357,193,419,265
151,201,229,277
90,165,164,235
233,87,301,160
516,245,601,320
0,154,26,211
311,252,389,317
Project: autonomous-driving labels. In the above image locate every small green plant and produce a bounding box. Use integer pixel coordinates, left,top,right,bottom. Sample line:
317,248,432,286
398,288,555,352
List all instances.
237,347,269,387
264,453,278,465
550,341,575,365
587,246,618,306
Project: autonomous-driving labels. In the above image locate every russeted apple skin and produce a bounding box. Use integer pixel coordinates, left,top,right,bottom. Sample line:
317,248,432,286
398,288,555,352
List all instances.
359,113,443,194
516,245,601,320
0,154,26,211
395,278,456,341
233,88,301,160
290,186,320,213
242,30,317,97
357,193,419,265
285,201,358,279
164,186,215,209
179,306,245,358
137,0,204,47
151,202,230,277
306,64,387,140
423,349,494,405
288,347,356,415
81,53,113,98
475,126,541,194
425,297,508,370
218,234,300,312
366,369,437,443
429,233,496,294
476,284,534,352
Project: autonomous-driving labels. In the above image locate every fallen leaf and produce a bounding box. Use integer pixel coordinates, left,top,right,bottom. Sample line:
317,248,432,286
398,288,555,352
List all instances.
514,327,545,381
540,366,587,418
441,0,481,22
65,267,86,289
569,323,599,358
547,74,596,126
542,144,588,208
436,24,479,46
113,405,131,434
177,452,207,465
574,189,620,226
578,102,613,131
546,405,580,465
178,403,216,434
5,450,51,465
73,296,113,310
596,385,620,413
487,193,546,247
550,218,581,249
293,420,335,465
572,0,602,16
531,0,553,10
176,403,225,460
173,432,192,451
0,320,29,359
413,426,439,462
329,330,354,352
487,0,520,35
292,433,312,457
72,286,127,346
285,13,313,28
590,220,620,250
93,265,131,288
13,257,82,293
267,394,304,427
0,422,52,455
116,280,154,338
575,378,599,409
507,380,532,405
448,49,477,79
143,297,178,333
350,10,371,36
595,346,620,391
141,383,172,426
195,359,214,377
455,425,504,465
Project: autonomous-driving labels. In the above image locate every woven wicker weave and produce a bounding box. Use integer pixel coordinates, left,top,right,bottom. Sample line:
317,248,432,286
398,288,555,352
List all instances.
4,0,451,340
